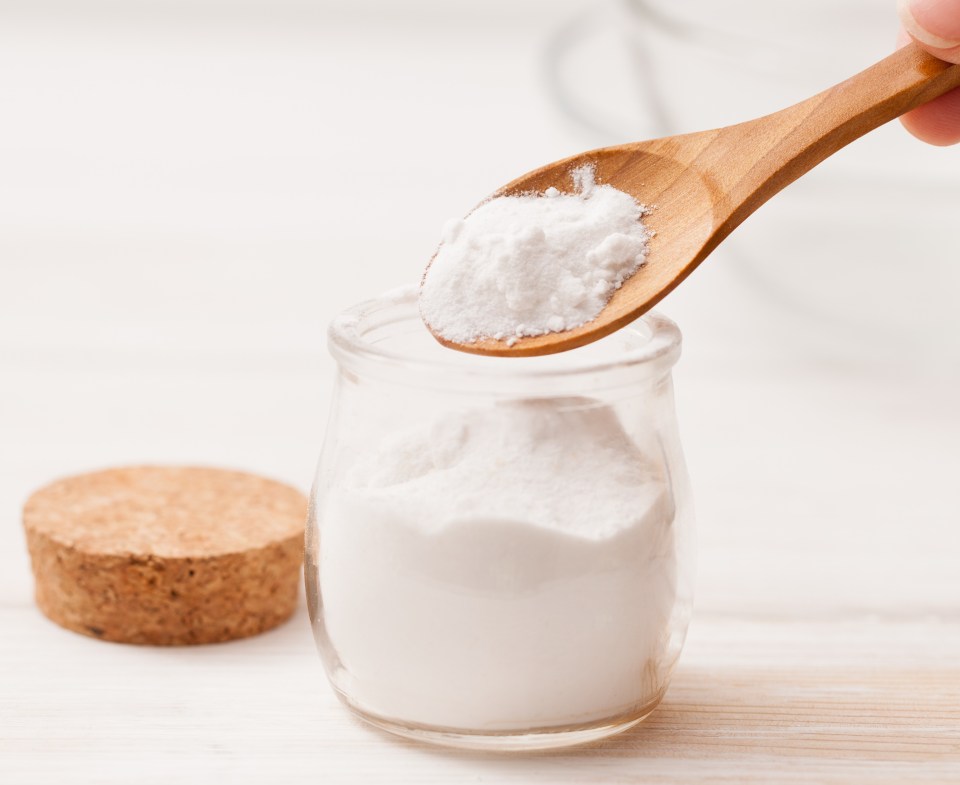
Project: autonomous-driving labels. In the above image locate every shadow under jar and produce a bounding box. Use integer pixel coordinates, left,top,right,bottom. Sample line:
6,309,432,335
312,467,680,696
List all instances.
306,288,695,751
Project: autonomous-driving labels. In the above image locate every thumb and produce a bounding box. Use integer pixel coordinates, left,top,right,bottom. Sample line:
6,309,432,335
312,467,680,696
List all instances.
899,0,960,62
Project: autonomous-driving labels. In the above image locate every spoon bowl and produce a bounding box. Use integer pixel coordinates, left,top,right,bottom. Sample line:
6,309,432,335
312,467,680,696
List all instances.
428,44,960,357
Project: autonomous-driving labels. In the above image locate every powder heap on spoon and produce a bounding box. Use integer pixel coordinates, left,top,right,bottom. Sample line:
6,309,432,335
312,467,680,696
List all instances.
420,166,652,347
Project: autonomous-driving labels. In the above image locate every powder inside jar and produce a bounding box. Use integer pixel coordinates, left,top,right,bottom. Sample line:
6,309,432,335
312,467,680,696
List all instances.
320,398,678,731
419,166,651,345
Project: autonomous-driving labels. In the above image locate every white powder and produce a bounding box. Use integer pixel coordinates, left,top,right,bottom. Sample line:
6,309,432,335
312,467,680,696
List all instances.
320,398,677,731
419,166,651,345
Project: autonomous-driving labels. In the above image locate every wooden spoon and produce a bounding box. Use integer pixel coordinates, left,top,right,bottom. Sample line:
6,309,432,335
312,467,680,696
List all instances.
426,44,960,357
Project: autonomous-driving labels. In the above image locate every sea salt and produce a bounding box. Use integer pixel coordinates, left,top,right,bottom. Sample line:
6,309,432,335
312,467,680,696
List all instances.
420,166,651,344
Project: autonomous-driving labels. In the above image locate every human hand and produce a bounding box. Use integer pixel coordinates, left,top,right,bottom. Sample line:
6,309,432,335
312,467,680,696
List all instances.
898,0,960,144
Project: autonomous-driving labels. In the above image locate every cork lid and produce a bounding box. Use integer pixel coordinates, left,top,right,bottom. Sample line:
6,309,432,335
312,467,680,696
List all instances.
23,466,307,645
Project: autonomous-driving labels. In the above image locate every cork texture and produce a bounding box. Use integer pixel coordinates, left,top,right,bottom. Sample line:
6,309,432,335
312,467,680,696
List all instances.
23,466,307,645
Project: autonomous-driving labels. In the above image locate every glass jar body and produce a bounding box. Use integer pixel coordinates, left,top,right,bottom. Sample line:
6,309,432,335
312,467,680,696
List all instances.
306,291,694,750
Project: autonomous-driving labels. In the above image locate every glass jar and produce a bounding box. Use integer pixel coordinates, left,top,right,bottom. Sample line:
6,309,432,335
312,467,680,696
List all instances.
306,288,695,751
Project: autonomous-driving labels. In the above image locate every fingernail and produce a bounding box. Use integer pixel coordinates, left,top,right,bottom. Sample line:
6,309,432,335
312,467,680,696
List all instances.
900,0,960,49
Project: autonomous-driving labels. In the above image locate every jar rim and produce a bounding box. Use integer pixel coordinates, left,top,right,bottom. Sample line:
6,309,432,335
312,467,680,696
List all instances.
328,286,681,386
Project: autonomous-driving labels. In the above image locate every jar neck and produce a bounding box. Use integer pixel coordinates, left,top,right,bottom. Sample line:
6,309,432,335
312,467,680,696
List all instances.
328,288,682,398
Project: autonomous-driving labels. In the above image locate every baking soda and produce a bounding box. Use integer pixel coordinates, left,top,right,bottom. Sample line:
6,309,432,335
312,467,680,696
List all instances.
320,398,677,730
419,166,651,345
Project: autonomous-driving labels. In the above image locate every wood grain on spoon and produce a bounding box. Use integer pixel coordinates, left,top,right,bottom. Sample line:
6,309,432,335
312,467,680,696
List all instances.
428,44,960,357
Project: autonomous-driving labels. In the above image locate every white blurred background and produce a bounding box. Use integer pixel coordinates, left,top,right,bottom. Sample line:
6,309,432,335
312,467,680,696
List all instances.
2,0,959,687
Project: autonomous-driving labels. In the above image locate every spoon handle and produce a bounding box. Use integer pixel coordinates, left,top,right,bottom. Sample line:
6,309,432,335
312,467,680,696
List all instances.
706,43,960,230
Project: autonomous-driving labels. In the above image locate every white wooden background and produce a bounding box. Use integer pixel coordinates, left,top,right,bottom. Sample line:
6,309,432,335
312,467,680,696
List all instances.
2,2,959,782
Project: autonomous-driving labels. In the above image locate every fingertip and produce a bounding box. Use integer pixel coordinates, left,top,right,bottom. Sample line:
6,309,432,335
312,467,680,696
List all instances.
917,40,960,64
899,0,960,51
898,26,960,64
901,87,960,145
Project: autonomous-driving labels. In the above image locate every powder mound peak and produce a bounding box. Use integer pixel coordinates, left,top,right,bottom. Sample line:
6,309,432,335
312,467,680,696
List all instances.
420,166,651,345
345,398,668,540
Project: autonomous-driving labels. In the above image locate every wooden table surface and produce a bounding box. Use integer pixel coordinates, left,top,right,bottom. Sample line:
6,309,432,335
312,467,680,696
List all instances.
2,2,959,782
